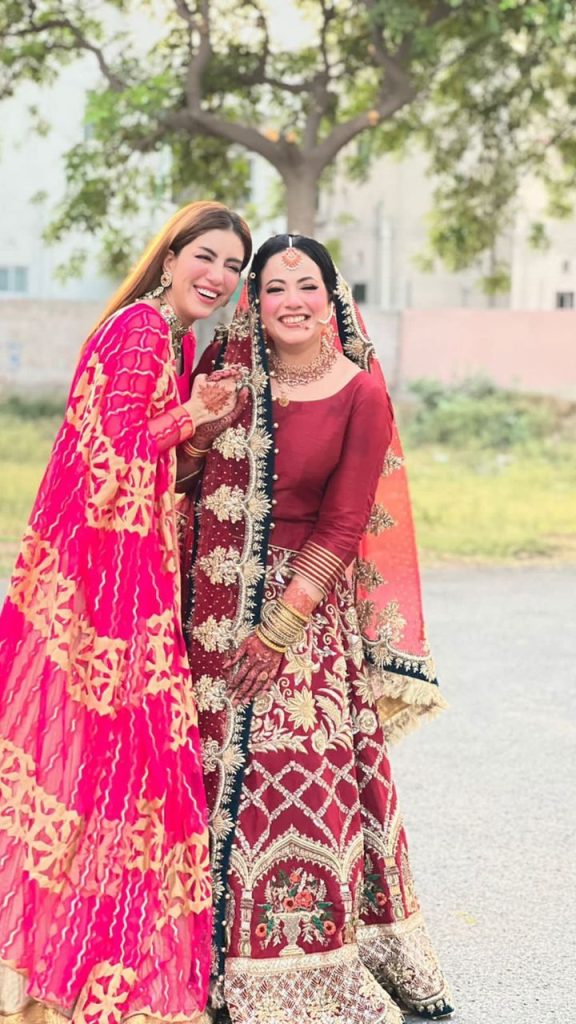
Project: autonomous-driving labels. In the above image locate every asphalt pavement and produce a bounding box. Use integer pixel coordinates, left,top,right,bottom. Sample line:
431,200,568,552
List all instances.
396,565,576,1024
1,565,574,1022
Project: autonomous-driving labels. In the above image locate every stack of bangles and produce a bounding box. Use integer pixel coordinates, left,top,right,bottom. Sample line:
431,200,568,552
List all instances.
255,598,309,654
176,439,210,484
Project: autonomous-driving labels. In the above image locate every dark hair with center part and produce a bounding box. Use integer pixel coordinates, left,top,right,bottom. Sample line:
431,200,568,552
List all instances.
250,234,337,298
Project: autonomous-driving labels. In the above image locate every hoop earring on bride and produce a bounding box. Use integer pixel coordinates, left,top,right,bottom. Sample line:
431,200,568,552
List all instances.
318,303,334,325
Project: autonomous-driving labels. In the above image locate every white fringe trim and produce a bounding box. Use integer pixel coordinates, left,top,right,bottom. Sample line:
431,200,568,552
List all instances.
370,668,448,744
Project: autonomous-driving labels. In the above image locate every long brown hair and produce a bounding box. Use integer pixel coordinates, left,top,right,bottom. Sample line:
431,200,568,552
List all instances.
87,201,252,342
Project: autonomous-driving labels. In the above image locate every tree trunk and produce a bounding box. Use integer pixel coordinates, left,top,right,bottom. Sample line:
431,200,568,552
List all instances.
284,169,318,236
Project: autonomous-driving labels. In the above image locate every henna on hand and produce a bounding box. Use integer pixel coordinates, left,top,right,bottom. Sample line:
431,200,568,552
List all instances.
282,580,318,618
223,632,283,706
194,387,249,445
197,379,234,415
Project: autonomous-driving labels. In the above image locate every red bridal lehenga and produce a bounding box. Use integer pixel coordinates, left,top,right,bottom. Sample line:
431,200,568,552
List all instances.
0,305,211,1024
182,281,453,1024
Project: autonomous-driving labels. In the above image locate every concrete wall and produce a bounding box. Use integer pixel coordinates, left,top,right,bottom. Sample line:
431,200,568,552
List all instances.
1,300,575,400
397,309,576,400
0,300,101,391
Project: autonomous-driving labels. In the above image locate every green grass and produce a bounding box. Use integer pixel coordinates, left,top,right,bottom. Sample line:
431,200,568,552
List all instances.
407,443,576,562
0,411,61,577
0,408,575,577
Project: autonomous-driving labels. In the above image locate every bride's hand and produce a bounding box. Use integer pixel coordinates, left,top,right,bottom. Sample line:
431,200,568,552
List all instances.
223,633,283,706
186,368,248,443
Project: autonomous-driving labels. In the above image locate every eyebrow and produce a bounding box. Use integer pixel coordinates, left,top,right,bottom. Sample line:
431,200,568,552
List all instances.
197,245,242,265
265,275,318,285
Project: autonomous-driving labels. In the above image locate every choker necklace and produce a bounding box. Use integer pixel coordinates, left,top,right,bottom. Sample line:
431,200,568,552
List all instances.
268,331,337,406
140,287,189,365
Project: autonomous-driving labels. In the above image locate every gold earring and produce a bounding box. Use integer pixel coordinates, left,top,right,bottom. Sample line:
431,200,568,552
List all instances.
318,303,334,325
160,270,172,288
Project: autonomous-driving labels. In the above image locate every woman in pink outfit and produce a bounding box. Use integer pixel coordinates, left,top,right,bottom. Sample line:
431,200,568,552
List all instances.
0,202,251,1024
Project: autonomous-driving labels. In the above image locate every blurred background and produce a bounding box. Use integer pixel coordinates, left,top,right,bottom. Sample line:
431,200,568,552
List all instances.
1,0,575,575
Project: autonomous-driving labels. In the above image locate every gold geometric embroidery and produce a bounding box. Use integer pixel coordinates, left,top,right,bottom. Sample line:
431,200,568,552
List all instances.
68,351,159,538
74,961,137,1024
128,797,165,873
158,830,212,925
0,738,82,893
10,534,190,722
8,530,62,639
86,434,156,537
143,610,178,694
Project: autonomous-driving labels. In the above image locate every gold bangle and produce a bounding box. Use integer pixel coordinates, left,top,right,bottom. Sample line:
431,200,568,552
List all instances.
278,598,309,624
182,440,209,459
255,626,286,654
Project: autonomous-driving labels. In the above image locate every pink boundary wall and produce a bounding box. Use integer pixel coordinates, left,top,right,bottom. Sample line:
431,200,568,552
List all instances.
398,310,576,399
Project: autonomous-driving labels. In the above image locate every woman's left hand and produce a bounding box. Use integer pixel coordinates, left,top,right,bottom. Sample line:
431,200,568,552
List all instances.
223,633,283,706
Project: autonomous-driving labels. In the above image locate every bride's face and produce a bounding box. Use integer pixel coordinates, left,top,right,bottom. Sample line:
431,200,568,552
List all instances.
259,251,331,349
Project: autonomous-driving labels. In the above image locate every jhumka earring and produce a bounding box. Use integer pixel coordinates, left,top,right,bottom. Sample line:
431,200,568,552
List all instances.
280,235,304,271
160,270,172,288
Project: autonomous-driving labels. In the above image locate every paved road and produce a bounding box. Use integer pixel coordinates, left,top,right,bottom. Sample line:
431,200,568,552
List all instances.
1,567,574,1022
397,566,575,1024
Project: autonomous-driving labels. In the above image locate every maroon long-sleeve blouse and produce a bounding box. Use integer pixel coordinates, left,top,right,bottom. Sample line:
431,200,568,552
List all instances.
192,343,393,594
272,373,393,593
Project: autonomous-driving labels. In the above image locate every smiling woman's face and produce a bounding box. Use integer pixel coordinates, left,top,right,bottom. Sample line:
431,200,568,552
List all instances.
163,228,244,324
259,250,331,349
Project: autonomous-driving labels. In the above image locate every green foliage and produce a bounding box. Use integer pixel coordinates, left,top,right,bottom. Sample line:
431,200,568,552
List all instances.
3,1,576,280
404,377,561,449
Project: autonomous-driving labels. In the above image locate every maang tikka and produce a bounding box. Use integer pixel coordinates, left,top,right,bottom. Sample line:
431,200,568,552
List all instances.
281,235,304,271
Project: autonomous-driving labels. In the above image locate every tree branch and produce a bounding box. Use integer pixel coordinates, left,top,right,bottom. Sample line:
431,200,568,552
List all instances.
310,84,415,172
6,12,125,90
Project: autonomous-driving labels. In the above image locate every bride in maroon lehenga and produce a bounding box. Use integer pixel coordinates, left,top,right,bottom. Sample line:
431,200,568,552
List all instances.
178,235,453,1024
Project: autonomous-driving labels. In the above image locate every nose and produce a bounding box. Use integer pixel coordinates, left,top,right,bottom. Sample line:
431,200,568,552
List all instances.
283,287,304,309
205,261,225,287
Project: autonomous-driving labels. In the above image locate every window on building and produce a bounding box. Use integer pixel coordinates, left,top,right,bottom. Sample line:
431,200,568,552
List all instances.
352,282,367,304
556,291,574,309
0,266,29,294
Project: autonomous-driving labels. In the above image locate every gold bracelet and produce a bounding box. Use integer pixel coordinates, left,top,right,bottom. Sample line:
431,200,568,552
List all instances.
182,440,209,459
176,467,202,484
278,598,309,624
260,600,307,647
255,625,286,654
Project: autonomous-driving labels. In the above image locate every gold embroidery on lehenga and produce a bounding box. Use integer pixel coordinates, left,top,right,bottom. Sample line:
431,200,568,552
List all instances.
224,944,403,1024
357,914,453,1017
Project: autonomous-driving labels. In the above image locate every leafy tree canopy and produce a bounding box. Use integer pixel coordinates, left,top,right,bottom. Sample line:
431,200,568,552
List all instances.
2,0,576,288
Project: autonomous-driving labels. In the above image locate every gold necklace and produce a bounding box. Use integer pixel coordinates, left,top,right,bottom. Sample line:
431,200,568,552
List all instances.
269,332,337,407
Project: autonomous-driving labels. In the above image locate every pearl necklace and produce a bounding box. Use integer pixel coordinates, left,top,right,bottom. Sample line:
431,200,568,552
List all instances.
269,332,337,407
